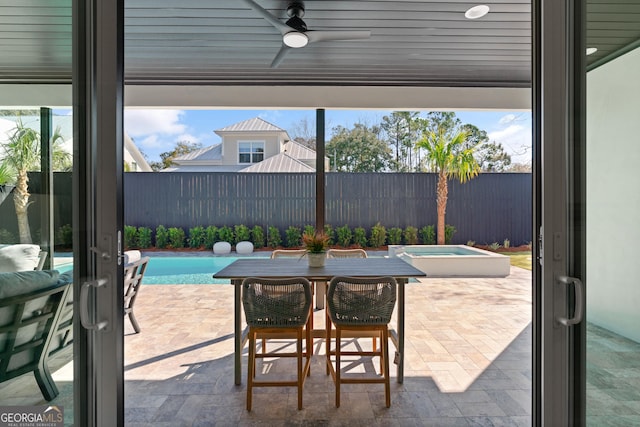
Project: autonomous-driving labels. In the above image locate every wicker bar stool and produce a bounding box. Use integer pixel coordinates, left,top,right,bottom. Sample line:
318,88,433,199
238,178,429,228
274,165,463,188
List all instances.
241,276,312,411
325,276,397,408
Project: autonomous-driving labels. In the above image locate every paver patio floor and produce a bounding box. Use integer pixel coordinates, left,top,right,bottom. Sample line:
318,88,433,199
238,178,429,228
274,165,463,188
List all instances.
123,266,533,426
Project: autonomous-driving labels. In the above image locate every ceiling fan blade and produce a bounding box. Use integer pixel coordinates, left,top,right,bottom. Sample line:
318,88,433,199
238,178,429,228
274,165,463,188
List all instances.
270,44,291,68
241,0,290,35
306,30,371,44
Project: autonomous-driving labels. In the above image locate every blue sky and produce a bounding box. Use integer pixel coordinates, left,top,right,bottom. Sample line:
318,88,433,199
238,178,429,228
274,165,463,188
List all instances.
122,109,532,165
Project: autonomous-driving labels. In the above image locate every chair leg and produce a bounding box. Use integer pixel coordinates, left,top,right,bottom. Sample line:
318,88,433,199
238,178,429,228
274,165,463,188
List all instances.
34,364,59,401
335,328,341,408
128,312,141,334
383,327,391,408
247,329,256,411
306,309,312,377
325,307,331,376
297,327,304,410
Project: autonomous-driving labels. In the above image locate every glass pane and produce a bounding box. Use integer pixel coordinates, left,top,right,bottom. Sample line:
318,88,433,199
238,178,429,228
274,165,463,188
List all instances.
239,153,250,163
0,107,75,425
585,45,640,424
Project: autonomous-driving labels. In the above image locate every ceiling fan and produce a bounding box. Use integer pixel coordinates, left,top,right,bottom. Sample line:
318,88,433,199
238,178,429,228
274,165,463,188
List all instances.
242,0,371,68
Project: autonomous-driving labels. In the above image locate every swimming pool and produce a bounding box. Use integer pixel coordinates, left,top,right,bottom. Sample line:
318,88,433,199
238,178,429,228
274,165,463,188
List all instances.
54,255,270,284
143,256,271,284
388,245,511,277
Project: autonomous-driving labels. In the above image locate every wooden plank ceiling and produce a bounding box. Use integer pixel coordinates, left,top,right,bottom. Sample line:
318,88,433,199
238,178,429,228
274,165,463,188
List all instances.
0,0,638,87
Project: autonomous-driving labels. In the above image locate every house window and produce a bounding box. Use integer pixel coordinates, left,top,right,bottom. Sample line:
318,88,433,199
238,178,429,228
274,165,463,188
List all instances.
238,142,264,164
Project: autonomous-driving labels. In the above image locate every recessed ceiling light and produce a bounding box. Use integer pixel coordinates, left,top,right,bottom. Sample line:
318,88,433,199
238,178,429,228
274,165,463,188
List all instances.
283,31,308,48
586,47,598,55
465,5,490,20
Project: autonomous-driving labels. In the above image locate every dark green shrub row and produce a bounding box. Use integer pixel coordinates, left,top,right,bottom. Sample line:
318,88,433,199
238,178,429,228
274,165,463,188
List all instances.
122,223,457,250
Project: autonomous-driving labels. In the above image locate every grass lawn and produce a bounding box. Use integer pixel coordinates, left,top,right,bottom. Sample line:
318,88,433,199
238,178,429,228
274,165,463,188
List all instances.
505,251,533,270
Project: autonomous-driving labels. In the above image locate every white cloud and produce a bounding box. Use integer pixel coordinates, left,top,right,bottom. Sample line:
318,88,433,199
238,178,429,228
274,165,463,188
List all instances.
498,114,517,125
124,109,186,138
488,123,532,164
176,133,200,144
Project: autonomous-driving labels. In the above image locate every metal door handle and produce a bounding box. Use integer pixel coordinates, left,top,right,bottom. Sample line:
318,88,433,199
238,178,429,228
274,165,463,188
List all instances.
80,278,109,331
556,275,584,326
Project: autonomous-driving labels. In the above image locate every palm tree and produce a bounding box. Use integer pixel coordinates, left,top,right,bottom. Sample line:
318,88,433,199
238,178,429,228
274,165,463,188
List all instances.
417,128,480,245
1,118,70,243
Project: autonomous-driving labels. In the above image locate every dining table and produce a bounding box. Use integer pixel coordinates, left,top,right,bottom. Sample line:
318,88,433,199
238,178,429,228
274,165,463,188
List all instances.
213,256,427,386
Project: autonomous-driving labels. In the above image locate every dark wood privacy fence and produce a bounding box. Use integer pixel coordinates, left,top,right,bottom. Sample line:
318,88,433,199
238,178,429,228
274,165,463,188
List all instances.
2,172,531,246
124,172,531,245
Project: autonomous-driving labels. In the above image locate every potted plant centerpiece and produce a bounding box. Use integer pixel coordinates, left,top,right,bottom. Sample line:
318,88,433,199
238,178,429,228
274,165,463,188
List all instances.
302,231,329,267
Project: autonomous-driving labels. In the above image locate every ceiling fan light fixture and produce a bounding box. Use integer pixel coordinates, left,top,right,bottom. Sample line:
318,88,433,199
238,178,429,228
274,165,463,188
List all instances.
283,31,308,48
465,5,490,19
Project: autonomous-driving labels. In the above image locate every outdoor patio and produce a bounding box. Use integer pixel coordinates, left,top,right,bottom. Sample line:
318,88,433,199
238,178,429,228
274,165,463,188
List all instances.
122,266,533,426
0,266,533,426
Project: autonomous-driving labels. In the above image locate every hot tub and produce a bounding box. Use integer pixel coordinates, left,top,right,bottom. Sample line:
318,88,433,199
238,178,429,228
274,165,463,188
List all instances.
388,245,511,277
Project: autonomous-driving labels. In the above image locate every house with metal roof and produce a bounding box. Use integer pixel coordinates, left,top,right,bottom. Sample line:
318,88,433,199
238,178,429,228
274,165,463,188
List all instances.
163,117,327,172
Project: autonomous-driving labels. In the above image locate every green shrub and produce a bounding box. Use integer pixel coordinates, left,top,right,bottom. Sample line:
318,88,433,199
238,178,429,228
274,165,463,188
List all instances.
137,227,153,248
323,224,335,246
124,225,137,249
419,225,435,245
0,228,16,244
204,226,218,249
335,225,352,247
218,226,234,243
503,238,510,249
267,226,281,248
488,242,501,251
369,223,387,247
285,226,302,248
235,224,250,242
168,227,185,248
54,224,73,248
188,226,206,248
387,227,403,245
404,226,418,245
466,240,476,247
155,225,169,249
444,224,456,244
353,227,367,247
303,225,315,237
251,225,265,249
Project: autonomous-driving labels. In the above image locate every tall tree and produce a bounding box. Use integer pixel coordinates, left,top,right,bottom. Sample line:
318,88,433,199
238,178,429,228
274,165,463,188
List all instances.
381,112,419,171
150,140,202,171
476,141,512,172
0,119,70,243
326,123,392,172
417,125,480,245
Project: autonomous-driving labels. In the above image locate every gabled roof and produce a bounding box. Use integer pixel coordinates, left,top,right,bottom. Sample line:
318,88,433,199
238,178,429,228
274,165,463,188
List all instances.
215,117,290,140
173,143,222,163
239,153,315,173
283,140,316,160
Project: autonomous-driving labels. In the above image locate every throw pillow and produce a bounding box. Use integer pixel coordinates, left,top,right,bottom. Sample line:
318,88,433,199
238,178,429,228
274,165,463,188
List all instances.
0,244,41,272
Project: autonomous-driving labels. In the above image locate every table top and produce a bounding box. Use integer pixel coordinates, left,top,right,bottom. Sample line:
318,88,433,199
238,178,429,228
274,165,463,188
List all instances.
213,257,426,281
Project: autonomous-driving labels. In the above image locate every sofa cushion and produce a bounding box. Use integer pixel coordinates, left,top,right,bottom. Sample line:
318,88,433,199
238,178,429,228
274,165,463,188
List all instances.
0,270,61,299
0,244,41,272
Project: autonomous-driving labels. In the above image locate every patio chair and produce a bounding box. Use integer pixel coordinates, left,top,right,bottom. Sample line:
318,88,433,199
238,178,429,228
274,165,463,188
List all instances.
242,276,312,411
326,248,368,259
0,270,73,401
270,249,307,259
123,252,150,334
320,248,368,309
325,276,397,408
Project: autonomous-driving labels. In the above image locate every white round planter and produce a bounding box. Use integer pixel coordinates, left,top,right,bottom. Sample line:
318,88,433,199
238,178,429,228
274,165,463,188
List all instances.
236,241,254,255
213,241,232,255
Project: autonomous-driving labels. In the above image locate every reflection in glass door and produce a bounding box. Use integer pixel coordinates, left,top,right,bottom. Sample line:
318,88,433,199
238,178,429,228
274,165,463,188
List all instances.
585,46,640,425
0,108,75,425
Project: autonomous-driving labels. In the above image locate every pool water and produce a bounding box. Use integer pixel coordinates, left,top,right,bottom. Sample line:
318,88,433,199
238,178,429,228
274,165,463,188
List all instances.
401,246,485,256
54,256,270,284
144,256,269,284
